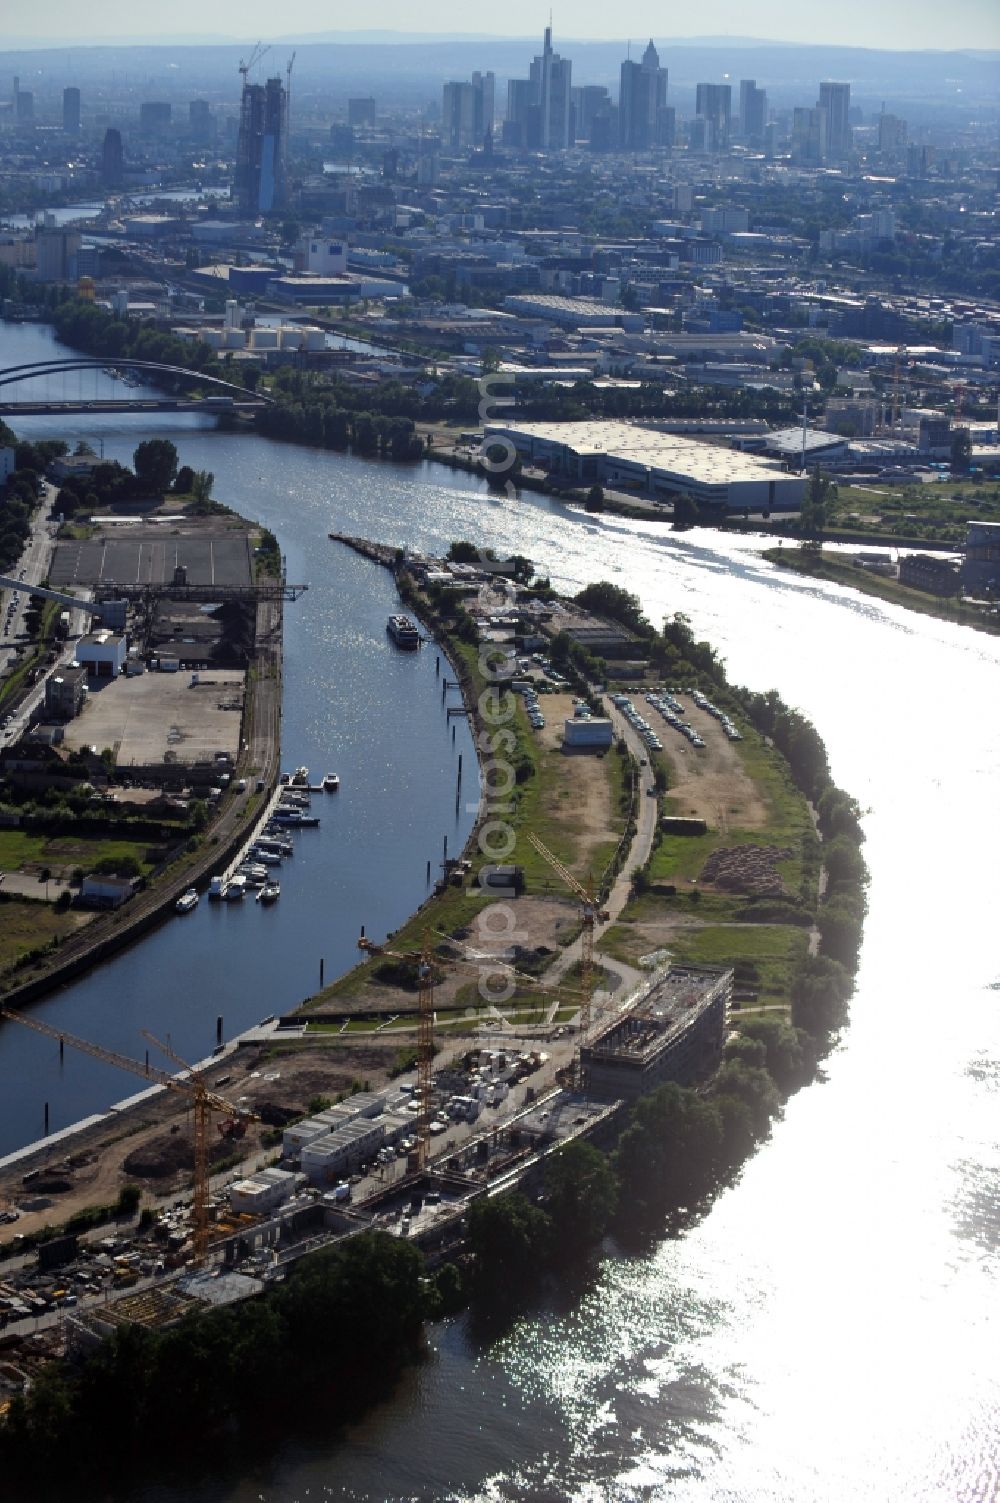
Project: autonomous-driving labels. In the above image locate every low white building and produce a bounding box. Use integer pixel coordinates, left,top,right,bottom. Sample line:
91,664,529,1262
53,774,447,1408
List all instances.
229,1167,300,1215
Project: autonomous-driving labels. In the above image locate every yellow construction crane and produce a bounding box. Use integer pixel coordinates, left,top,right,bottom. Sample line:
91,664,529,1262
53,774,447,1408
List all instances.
358,928,436,1169
0,1007,258,1264
527,832,609,1043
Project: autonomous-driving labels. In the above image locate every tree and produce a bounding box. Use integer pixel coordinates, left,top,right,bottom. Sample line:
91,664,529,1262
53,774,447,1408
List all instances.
466,1191,552,1294
133,439,178,495
543,1140,618,1256
585,483,604,513
173,465,195,494
446,539,480,564
191,471,215,505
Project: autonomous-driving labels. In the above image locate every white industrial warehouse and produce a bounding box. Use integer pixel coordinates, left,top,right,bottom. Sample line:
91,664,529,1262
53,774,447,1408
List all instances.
483,419,806,513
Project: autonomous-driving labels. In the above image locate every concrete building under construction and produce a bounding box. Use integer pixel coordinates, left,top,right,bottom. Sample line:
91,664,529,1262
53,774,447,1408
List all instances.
582,965,732,1101
235,73,289,215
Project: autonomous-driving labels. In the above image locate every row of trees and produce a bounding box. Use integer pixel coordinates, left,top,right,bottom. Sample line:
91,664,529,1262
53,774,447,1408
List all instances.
0,1232,427,1492
0,423,67,575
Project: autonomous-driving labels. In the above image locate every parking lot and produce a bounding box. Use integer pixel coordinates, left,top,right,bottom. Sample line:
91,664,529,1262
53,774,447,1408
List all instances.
61,669,245,767
50,529,254,590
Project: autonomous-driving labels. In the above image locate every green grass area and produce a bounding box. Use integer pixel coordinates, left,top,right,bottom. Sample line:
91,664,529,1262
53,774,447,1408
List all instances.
666,923,809,1008
764,547,999,636
0,831,158,876
828,477,1000,546
0,898,88,977
648,725,819,908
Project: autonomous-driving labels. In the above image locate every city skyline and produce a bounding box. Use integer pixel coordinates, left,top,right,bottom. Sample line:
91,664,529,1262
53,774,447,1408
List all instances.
1,1,999,51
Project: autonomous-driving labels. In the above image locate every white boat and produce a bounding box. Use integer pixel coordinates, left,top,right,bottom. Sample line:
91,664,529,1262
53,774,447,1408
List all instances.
208,875,225,900
258,881,280,903
175,888,199,914
238,864,268,886
290,765,309,786
322,773,340,792
223,875,247,901
250,847,281,865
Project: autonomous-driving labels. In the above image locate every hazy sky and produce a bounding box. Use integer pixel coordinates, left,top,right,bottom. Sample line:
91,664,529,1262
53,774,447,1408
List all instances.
2,0,998,50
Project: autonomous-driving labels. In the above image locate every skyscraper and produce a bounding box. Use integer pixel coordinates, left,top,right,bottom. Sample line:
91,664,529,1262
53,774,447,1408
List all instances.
62,87,81,133
695,82,732,151
738,79,766,144
236,75,288,215
818,81,851,157
529,25,572,150
189,99,213,144
619,40,668,151
100,128,125,188
506,26,573,150
792,106,828,165
442,71,495,151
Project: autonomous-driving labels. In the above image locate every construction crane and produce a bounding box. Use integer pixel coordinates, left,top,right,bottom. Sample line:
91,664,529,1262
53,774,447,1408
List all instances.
0,1007,258,1264
358,928,436,1169
239,41,270,81
527,832,609,1045
356,925,589,1166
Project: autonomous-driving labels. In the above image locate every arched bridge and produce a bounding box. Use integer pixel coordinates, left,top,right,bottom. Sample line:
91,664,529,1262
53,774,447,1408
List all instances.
0,358,273,417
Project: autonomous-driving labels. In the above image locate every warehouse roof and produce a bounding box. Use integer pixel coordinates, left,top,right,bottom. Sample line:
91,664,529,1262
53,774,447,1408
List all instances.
485,419,795,488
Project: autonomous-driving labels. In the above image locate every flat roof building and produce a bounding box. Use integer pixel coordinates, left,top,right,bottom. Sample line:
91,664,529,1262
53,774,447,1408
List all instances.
485,419,805,514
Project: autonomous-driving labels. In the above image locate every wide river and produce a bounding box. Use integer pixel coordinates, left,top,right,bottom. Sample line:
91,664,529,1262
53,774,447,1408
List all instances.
2,323,998,1502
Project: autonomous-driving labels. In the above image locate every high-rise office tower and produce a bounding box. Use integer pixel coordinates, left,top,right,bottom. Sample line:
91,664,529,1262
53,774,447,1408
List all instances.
100,128,125,187
619,40,668,151
529,25,572,150
139,101,171,133
62,87,81,133
818,81,851,157
15,88,34,123
572,84,610,140
236,75,289,215
878,110,907,159
189,99,213,143
347,97,376,128
442,71,495,151
505,26,573,150
792,106,828,165
695,82,732,151
739,79,766,144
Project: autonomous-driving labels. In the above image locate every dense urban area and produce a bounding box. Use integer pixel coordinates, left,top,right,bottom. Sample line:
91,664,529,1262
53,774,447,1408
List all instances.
0,21,995,1498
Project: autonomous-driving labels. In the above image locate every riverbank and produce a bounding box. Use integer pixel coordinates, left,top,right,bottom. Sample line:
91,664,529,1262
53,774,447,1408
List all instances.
763,544,1000,635
0,496,285,1008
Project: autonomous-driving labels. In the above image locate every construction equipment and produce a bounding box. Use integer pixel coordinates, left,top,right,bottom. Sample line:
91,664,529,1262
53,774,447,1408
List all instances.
527,832,609,1044
238,41,270,81
0,1007,258,1264
358,928,435,1169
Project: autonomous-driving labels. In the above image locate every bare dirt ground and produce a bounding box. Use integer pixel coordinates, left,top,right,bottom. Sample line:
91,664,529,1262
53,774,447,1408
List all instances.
659,698,766,832
0,1038,401,1243
537,693,620,873
329,895,580,1017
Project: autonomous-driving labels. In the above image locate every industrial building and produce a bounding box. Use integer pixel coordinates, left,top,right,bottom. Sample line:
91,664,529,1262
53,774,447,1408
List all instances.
582,964,732,1101
962,521,1000,596
484,419,806,513
75,631,127,679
